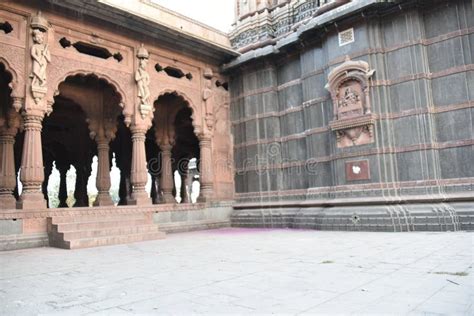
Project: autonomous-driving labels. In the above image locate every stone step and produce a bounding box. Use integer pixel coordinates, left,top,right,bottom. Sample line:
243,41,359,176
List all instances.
0,233,49,251
59,224,162,240
51,213,148,224
62,231,166,249
52,219,150,232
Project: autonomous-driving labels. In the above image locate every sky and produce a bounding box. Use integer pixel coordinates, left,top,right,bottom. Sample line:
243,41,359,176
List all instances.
151,0,235,33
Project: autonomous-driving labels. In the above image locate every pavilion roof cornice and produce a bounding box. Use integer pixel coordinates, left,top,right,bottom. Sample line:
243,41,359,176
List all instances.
42,0,240,64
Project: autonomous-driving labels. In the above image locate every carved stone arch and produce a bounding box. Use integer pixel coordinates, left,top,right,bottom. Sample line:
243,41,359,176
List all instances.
0,57,24,103
49,70,131,124
153,89,202,136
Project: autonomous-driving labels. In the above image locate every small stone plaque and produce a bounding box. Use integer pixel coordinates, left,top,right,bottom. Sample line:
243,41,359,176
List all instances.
345,160,370,181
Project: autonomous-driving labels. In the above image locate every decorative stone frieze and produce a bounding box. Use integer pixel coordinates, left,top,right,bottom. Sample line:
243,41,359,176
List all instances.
231,0,348,50
326,56,375,148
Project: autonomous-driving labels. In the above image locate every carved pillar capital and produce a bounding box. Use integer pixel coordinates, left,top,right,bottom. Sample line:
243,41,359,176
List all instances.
198,135,212,147
130,126,148,138
95,136,110,149
0,126,18,140
159,142,173,153
22,111,44,129
88,119,117,143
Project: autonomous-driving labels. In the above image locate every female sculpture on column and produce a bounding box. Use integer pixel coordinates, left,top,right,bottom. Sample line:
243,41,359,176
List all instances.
135,44,152,118
30,29,50,90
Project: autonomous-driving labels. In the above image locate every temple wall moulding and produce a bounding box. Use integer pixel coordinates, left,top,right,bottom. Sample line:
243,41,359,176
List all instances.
326,56,375,148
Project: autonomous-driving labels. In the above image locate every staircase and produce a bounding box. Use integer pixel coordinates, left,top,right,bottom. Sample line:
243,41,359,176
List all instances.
47,212,166,249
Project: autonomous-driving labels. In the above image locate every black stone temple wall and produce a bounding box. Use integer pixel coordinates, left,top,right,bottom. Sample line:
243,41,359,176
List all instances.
228,0,473,231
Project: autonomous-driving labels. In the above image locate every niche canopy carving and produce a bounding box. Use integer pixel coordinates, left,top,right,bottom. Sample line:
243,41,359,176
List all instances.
326,56,375,148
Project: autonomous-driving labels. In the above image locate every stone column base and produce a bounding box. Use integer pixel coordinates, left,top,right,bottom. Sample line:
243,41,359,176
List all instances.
17,192,46,209
128,191,152,206
0,194,16,209
198,187,213,203
93,193,114,207
161,193,175,204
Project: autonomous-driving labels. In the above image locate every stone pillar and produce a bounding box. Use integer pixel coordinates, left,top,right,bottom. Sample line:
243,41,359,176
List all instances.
73,165,89,207
118,173,128,205
198,136,214,202
57,163,69,208
180,167,189,204
129,128,151,205
42,161,53,208
93,137,113,206
150,175,157,204
0,129,17,209
18,113,46,209
159,143,175,204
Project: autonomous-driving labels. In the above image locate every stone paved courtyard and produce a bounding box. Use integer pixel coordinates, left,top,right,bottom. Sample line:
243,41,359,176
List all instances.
0,228,472,315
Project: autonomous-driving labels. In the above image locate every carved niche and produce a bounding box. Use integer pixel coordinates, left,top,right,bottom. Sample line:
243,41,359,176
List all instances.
326,56,375,148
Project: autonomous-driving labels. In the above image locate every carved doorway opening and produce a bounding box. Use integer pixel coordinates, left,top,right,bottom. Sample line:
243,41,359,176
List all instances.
42,74,128,208
172,106,200,204
148,92,200,204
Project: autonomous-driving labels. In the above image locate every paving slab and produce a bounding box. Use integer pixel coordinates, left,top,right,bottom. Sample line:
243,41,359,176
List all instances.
0,228,472,315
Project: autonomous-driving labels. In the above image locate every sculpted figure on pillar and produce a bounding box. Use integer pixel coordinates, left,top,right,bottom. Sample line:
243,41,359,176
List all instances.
202,68,214,133
29,12,50,104
135,44,152,119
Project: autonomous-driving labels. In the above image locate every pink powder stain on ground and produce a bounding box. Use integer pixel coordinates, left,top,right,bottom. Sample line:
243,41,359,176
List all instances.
201,227,309,235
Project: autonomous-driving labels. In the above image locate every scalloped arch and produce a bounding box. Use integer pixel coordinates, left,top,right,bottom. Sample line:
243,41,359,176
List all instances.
153,89,201,132
51,70,127,107
334,74,367,95
0,57,22,98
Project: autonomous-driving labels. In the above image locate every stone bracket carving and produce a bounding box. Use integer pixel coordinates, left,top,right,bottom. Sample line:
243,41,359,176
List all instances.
326,56,375,148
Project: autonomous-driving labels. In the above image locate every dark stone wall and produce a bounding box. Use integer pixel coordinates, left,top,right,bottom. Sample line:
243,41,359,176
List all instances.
229,0,473,228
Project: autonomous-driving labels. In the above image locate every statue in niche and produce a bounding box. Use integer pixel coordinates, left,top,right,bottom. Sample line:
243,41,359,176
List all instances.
326,56,376,148
30,29,50,93
339,87,360,108
135,44,152,119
